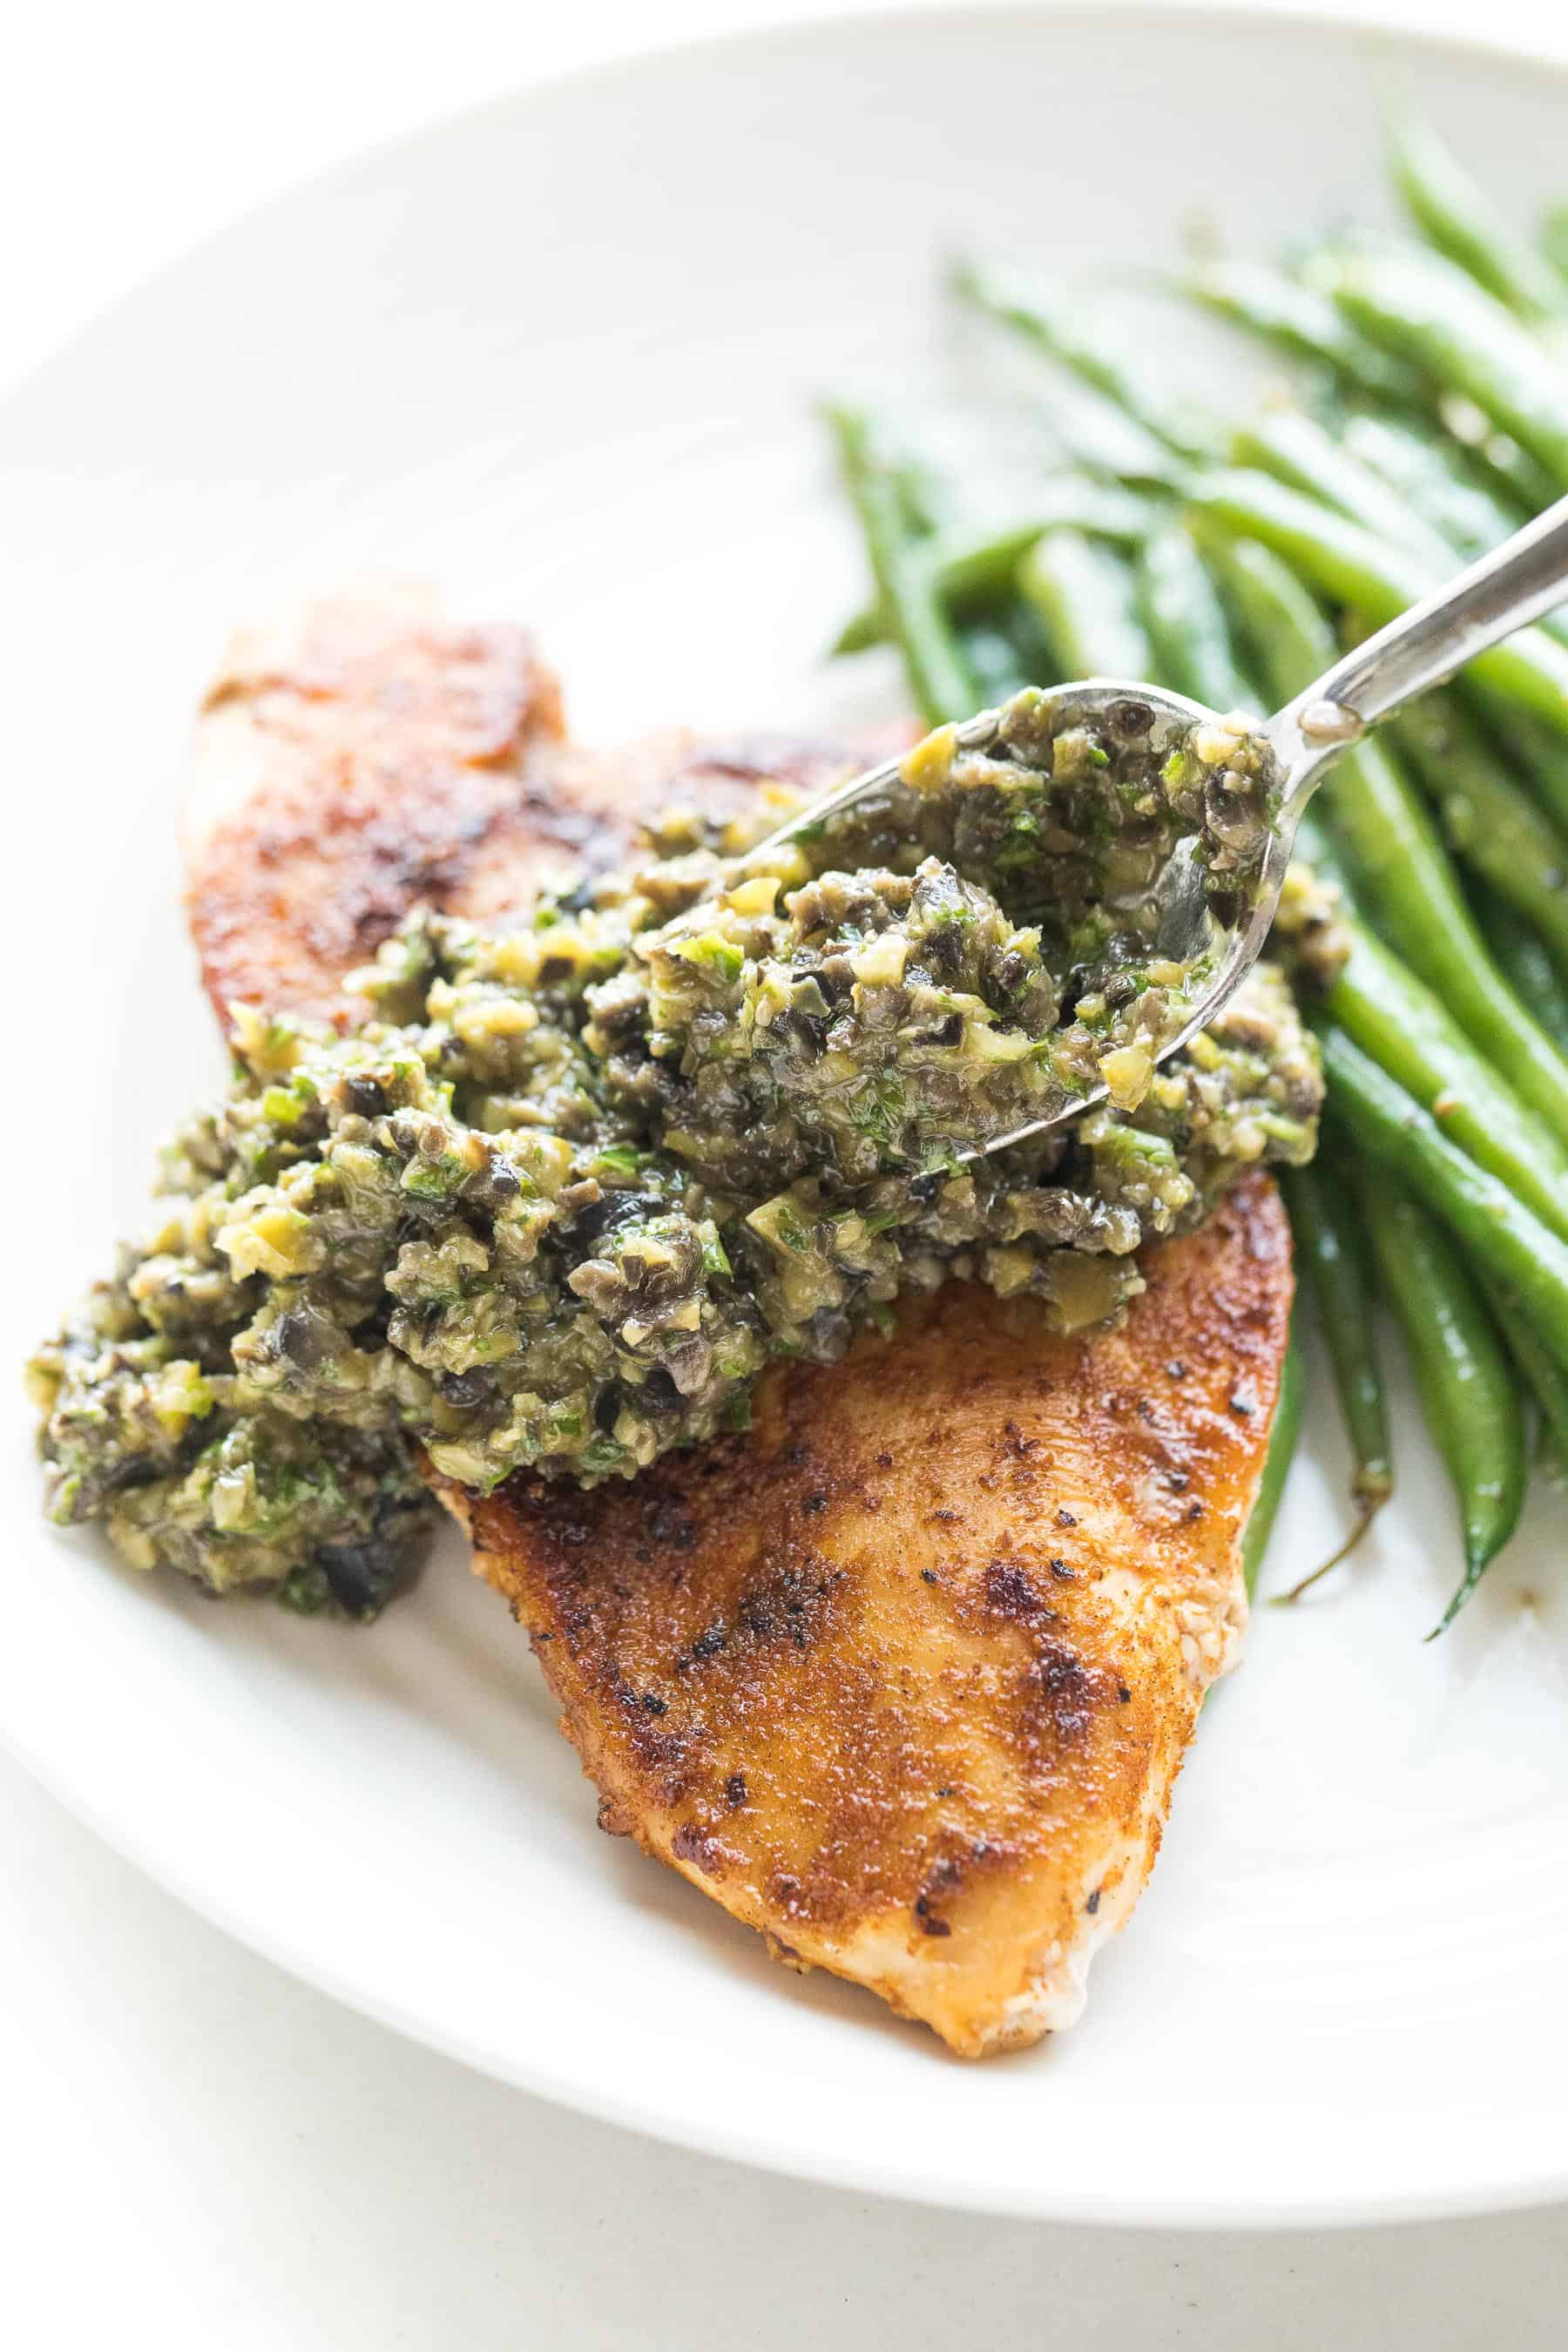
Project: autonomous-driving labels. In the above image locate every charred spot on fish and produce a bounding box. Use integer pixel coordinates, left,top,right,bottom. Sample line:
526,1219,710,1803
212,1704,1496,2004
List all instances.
985,1559,1046,1619
1026,1636,1098,1741
671,1823,730,1877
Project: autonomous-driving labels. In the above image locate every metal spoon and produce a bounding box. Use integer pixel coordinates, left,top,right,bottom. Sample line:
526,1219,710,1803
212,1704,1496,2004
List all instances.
759,491,1568,1155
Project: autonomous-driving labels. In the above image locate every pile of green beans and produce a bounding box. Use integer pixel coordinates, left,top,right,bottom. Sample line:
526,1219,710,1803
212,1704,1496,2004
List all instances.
822,118,1568,1631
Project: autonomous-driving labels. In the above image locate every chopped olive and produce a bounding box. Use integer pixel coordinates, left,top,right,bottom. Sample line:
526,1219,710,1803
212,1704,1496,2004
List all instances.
30,689,1330,1614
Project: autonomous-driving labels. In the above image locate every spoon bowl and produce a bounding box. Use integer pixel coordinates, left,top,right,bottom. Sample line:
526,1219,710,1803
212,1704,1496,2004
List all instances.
758,486,1568,1154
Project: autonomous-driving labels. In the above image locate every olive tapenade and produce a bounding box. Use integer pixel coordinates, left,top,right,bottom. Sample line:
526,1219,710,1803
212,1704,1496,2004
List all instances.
29,689,1339,1616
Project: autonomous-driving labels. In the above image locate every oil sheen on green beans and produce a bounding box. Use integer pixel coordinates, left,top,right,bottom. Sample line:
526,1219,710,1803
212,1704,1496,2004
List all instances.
30,690,1335,1616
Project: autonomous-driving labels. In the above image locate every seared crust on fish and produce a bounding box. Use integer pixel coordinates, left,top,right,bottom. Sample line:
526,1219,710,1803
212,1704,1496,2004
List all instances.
184,588,1290,2053
186,587,565,1027
436,1177,1285,2055
186,586,861,1028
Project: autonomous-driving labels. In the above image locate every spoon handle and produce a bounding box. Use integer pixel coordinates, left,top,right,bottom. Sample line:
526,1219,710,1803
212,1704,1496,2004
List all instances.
1293,490,1568,740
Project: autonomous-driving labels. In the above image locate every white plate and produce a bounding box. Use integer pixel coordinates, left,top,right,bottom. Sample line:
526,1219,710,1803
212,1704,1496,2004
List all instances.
3,2,1567,2228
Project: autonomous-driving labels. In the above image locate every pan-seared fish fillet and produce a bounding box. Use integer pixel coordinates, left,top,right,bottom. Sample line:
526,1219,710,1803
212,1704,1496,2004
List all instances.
185,590,1290,2054
186,585,859,1030
186,586,563,1028
438,1179,1285,2054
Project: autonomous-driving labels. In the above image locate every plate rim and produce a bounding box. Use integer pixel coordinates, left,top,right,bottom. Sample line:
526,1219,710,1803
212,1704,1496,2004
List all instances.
4,0,1568,2230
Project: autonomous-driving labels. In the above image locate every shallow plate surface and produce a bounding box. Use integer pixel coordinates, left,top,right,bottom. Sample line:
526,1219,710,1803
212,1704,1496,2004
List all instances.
3,3,1566,2226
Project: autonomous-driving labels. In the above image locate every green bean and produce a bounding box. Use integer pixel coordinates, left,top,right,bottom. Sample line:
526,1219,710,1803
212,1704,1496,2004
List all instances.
1439,427,1554,527
1501,719,1568,837
1325,750,1568,1151
1134,522,1250,710
1291,801,1350,891
1282,1158,1393,1521
1321,243,1568,492
1247,400,1568,698
830,488,1150,656
1191,523,1568,1143
1187,468,1568,742
1291,811,1568,1241
1469,875,1568,1052
1389,117,1566,329
1187,522,1548,1591
1478,1269,1568,1470
1543,206,1568,288
1315,1023,1568,1380
1329,397,1568,690
1231,409,1451,568
958,622,1031,705
1180,258,1550,507
1329,922,1568,1240
1017,531,1153,680
951,259,1212,462
1178,259,1428,407
1390,693,1568,968
1186,465,1432,620
1043,379,1188,491
822,404,978,725
1230,414,1568,820
885,447,959,540
1190,529,1568,1219
1355,1173,1526,1632
1342,408,1524,562
1320,422,1568,794
1227,575,1568,1135
1240,1336,1305,1601
1340,412,1568,689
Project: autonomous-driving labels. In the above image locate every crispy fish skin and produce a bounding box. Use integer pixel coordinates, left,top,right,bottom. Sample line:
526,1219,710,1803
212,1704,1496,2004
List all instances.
435,1177,1285,2056
185,589,1290,2054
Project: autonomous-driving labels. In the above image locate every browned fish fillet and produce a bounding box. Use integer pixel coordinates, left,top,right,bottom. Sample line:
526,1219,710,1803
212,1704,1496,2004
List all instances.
185,585,860,1029
436,1179,1284,2054
185,589,1289,2055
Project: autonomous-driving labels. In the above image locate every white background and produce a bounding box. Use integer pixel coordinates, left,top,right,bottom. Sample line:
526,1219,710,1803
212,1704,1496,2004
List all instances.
3,2,1566,2343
